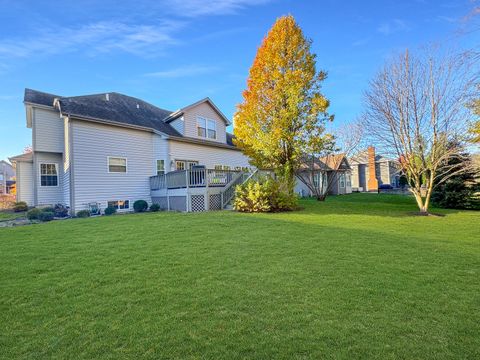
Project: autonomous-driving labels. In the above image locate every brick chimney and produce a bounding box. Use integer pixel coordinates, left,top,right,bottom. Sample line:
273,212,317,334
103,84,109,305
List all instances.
367,146,378,192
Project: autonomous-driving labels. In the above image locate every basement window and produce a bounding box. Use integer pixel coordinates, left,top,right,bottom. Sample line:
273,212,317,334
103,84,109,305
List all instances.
107,200,129,210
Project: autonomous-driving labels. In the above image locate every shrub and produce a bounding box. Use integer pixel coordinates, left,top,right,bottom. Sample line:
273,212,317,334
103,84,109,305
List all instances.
76,210,91,218
431,152,480,210
149,203,161,212
133,200,148,213
27,208,43,220
104,206,117,216
38,211,54,222
54,204,69,218
13,201,28,212
234,177,297,213
0,195,16,210
41,206,55,213
432,178,480,210
234,181,271,213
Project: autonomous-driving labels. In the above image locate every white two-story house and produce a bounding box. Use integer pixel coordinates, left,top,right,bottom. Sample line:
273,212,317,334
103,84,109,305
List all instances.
10,89,252,214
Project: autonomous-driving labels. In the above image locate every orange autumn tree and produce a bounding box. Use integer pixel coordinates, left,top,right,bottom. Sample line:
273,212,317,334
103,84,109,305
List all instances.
234,15,333,194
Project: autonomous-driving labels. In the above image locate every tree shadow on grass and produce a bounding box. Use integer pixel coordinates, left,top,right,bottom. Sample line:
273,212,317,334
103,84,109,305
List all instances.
295,193,465,218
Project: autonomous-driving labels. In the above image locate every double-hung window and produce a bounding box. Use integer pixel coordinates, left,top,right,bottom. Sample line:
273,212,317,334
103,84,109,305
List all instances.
197,117,207,137
156,160,165,176
40,163,58,186
207,119,216,139
108,157,127,173
197,117,217,139
339,173,346,188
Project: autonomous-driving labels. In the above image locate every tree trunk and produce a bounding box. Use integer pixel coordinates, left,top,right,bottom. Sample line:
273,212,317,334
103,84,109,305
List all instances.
412,190,429,214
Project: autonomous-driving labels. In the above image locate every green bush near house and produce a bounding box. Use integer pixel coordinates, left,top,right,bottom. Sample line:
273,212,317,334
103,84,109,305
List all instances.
26,208,43,220
149,203,160,212
133,200,148,213
76,210,91,218
38,211,54,222
104,206,116,216
234,177,297,212
13,202,28,212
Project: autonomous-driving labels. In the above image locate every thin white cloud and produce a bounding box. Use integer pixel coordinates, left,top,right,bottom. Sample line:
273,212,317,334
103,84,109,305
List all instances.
165,0,272,17
0,20,184,59
436,15,458,23
0,0,272,69
145,65,218,78
377,19,410,35
352,37,371,47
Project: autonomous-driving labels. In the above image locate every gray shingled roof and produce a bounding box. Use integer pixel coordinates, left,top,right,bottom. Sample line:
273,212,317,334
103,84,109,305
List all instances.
57,92,180,136
24,89,181,136
226,132,235,146
24,88,239,145
24,88,58,107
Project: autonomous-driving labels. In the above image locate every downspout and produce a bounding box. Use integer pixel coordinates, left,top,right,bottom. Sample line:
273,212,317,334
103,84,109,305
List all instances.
32,107,38,206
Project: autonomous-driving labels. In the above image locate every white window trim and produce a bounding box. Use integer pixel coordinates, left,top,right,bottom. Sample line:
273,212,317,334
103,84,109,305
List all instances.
156,159,165,176
39,163,59,187
107,199,130,211
197,116,217,140
207,119,217,140
175,160,199,171
107,156,128,174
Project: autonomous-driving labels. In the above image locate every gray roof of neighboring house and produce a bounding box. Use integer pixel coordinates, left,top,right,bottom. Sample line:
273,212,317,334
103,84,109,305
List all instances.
349,150,394,165
23,89,238,143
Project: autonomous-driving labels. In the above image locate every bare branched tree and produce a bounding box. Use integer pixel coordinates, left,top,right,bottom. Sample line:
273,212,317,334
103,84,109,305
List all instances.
296,121,364,200
362,48,479,213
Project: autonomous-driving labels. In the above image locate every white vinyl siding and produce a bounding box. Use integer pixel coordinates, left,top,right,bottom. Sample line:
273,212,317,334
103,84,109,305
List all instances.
33,108,64,153
170,117,184,135
153,134,169,175
35,152,63,205
182,102,227,143
70,120,153,212
16,161,34,206
168,140,250,171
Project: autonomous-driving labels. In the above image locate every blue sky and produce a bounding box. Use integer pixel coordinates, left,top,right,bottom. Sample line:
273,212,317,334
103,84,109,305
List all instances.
0,0,478,160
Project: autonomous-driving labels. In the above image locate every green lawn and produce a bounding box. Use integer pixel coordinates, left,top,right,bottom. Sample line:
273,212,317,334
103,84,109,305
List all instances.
1,194,479,359
0,210,25,221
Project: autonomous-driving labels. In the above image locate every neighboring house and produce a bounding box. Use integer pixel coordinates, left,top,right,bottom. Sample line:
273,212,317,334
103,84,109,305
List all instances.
0,160,16,195
349,146,402,192
10,89,251,213
295,153,352,197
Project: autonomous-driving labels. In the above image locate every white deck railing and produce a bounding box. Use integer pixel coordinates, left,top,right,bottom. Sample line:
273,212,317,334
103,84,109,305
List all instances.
150,169,242,190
